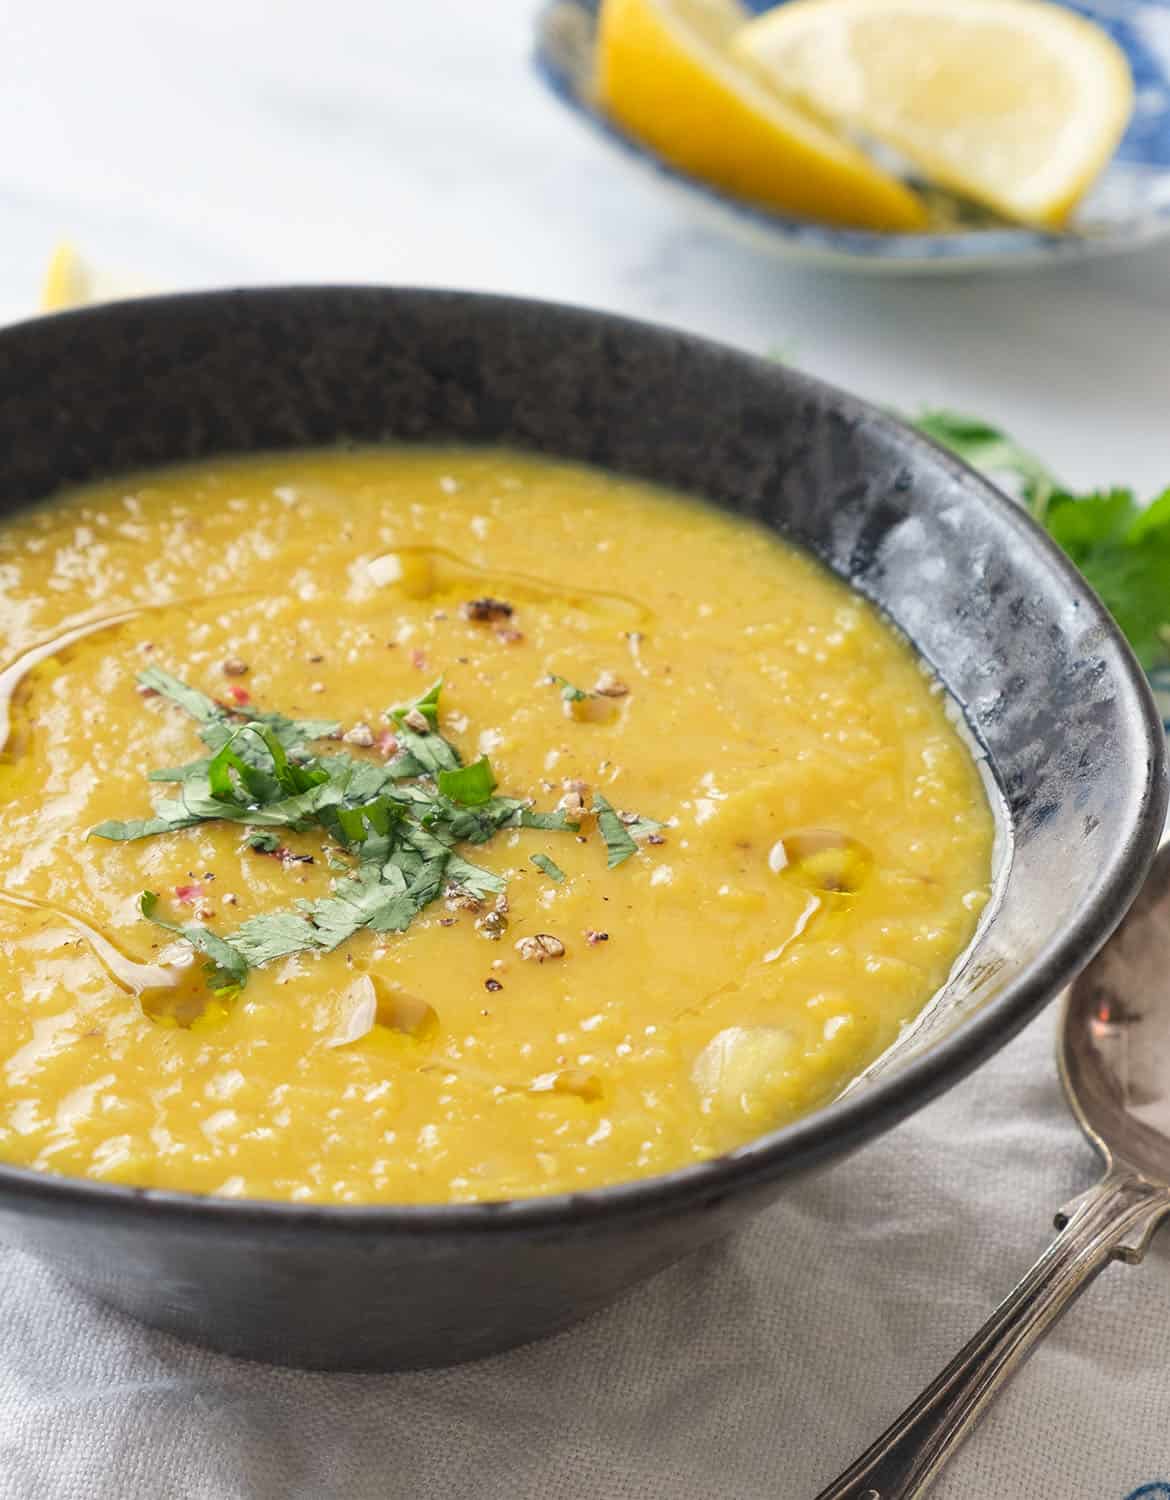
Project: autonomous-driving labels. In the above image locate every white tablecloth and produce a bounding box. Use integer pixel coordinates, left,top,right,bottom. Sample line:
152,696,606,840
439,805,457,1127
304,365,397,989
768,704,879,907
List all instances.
2,1003,1166,1500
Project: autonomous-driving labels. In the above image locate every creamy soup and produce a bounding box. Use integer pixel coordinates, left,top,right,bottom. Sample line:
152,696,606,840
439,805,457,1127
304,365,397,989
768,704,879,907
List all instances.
0,449,994,1203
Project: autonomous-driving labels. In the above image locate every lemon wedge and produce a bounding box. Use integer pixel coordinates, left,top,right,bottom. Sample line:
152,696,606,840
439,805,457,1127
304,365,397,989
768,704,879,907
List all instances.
40,242,146,313
595,0,928,231
732,0,1133,228
41,242,94,312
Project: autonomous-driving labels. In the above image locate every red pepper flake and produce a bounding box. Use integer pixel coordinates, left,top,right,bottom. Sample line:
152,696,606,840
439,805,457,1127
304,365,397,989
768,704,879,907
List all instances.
376,730,400,759
495,627,525,646
484,977,503,992
410,648,427,671
136,685,159,699
251,843,314,866
174,883,204,903
439,917,456,928
227,684,251,706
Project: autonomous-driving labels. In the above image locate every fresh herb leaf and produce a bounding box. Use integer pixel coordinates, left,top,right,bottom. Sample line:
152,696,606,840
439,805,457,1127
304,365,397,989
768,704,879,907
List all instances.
334,804,372,846
209,713,340,760
520,808,580,832
387,677,461,775
230,866,421,965
229,910,321,966
551,674,590,703
444,852,506,900
444,795,526,842
1044,487,1170,670
437,756,496,806
621,812,664,840
139,890,248,992
88,813,202,842
914,409,1060,518
248,830,282,853
297,866,419,946
397,819,453,863
592,794,638,869
913,407,1170,669
147,759,212,785
530,852,565,883
393,676,443,729
153,775,336,832
138,667,221,723
139,666,339,754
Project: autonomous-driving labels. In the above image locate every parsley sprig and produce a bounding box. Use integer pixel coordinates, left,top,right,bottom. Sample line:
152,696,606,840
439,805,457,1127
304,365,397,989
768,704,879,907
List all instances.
93,668,660,993
916,410,1170,670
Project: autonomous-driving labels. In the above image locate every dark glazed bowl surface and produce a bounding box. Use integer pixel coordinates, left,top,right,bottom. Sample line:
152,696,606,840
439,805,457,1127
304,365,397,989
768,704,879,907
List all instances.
0,287,1162,1369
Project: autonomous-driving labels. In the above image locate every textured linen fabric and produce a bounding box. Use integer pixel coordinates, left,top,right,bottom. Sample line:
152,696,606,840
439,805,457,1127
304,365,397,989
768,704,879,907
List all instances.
1,1003,1167,1500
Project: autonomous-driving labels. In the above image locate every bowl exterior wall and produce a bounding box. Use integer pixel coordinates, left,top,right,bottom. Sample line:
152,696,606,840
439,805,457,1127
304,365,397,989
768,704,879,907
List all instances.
0,287,1160,1368
0,1181,783,1369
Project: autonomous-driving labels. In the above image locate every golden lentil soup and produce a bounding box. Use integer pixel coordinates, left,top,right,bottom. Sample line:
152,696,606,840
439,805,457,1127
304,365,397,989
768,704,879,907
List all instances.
0,449,994,1203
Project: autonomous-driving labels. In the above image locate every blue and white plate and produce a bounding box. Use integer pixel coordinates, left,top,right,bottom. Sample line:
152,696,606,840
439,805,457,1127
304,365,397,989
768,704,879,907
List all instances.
534,0,1170,271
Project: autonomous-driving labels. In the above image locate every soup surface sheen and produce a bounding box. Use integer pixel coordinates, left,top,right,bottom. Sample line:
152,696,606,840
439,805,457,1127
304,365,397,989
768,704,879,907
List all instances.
0,449,993,1203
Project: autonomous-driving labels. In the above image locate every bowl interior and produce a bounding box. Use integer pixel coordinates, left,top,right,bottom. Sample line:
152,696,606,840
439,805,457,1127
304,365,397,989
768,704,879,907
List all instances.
0,286,1162,1204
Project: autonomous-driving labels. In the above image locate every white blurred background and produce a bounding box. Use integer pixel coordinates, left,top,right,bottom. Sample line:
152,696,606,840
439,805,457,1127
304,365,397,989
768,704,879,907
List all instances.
2,0,1168,493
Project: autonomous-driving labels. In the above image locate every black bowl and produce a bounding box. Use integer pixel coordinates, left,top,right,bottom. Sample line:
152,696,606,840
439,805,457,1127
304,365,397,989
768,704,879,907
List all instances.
0,287,1162,1370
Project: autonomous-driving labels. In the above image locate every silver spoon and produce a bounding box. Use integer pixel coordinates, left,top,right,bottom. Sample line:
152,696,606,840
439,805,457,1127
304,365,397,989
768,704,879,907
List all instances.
815,842,1170,1500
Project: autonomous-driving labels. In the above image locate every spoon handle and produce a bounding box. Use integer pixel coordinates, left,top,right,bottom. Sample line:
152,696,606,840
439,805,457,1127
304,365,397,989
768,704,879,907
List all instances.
813,1166,1170,1500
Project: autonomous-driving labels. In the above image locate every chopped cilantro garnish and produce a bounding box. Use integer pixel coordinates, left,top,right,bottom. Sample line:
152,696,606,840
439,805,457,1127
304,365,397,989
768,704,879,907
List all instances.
520,808,580,832
387,677,461,775
619,812,664,840
90,813,202,841
593,794,638,869
397,676,442,728
444,852,506,900
915,408,1170,669
137,667,221,724
437,756,496,806
139,891,248,993
551,675,590,703
140,664,340,751
530,852,565,883
95,669,616,993
230,866,419,966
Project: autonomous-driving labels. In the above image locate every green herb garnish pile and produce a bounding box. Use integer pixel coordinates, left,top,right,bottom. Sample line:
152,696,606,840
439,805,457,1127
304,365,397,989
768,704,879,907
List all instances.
916,410,1170,670
92,668,660,993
